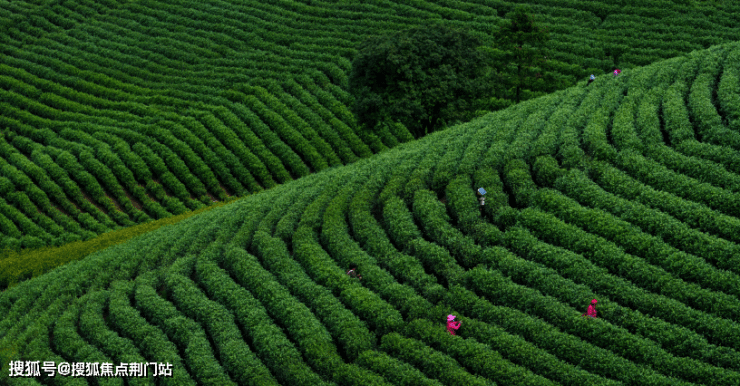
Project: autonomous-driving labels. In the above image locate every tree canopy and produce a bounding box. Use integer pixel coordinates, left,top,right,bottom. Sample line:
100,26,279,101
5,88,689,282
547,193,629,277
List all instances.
483,5,574,104
349,25,492,139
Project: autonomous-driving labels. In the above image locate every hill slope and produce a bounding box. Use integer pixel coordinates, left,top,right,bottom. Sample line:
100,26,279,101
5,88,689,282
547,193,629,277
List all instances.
3,41,740,385
4,0,740,249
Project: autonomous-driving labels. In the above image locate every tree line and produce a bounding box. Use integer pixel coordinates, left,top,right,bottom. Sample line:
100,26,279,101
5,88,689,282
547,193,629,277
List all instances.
349,6,572,140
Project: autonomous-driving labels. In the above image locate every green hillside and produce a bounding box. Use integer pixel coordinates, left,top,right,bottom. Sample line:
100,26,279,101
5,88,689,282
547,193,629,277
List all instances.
3,38,740,385
4,0,740,249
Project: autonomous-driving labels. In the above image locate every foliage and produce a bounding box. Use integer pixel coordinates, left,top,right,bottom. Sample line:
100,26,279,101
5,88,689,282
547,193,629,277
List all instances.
0,197,233,290
349,25,492,139
484,5,552,104
3,0,740,250
6,4,740,386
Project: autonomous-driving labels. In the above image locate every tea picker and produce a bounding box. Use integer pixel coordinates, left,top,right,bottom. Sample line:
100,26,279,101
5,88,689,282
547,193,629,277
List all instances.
581,299,598,318
347,263,362,281
446,315,461,335
476,188,486,206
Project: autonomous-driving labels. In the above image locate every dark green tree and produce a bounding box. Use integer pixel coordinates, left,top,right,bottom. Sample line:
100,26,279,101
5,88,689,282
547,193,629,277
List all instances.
484,6,552,103
349,25,493,139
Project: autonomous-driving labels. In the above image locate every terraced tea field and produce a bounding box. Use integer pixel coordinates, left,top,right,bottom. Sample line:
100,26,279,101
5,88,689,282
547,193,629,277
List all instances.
3,35,740,385
4,0,740,252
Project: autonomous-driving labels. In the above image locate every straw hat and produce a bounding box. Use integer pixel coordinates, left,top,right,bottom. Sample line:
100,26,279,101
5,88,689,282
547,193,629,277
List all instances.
447,314,456,322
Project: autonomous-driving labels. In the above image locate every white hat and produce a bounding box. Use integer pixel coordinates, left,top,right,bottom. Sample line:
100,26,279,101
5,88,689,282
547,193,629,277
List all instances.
447,315,456,322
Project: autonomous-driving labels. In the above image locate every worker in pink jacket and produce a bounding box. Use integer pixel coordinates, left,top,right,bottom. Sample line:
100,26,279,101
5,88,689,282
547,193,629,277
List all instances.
582,299,598,318
446,315,461,335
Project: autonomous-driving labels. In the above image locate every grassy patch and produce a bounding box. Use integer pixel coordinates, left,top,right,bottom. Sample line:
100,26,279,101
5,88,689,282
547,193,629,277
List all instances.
0,197,238,291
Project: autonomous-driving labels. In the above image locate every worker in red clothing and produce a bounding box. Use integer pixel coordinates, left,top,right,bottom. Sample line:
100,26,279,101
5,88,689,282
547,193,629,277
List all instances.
612,68,621,77
446,315,461,335
582,299,598,318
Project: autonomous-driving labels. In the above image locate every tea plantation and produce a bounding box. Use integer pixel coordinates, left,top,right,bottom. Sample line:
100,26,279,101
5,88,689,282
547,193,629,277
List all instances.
3,0,740,250
3,38,740,385
3,1,740,386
